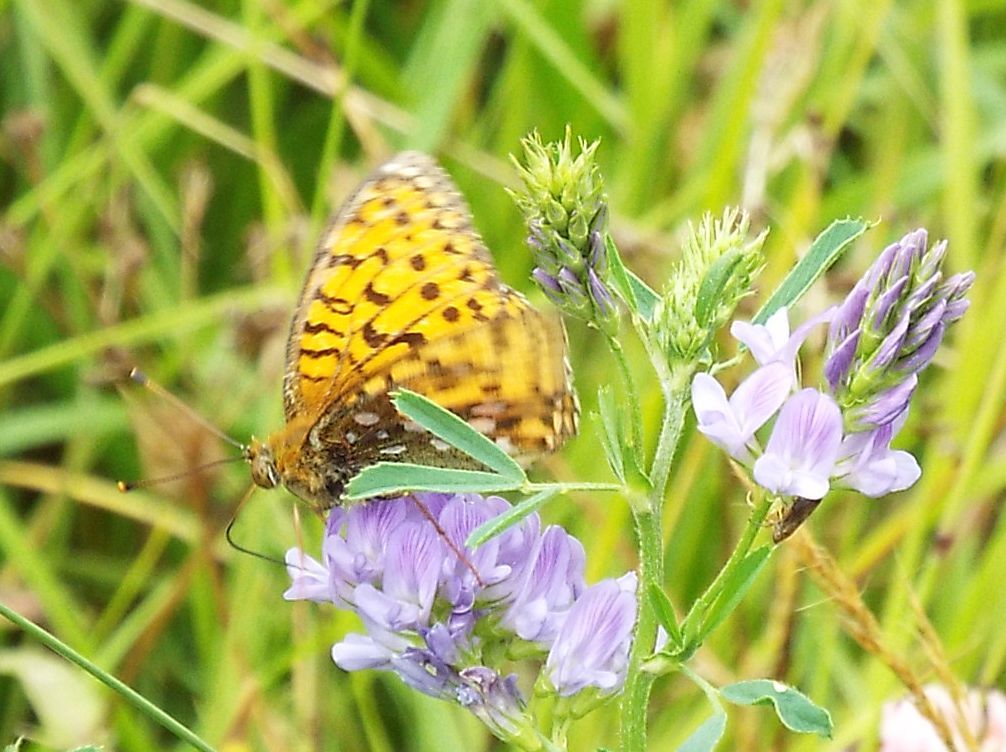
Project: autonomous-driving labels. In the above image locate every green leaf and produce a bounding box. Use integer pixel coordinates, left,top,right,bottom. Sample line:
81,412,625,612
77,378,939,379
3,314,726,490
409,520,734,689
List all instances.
677,665,728,751
392,389,526,481
752,218,870,324
605,234,659,322
694,246,744,328
627,269,661,322
345,464,523,500
677,711,727,752
697,545,773,642
595,385,625,484
465,488,558,547
721,680,833,738
647,583,683,649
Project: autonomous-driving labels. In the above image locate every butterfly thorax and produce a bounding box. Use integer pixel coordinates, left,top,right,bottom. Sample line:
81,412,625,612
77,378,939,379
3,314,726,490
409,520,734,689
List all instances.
246,416,351,511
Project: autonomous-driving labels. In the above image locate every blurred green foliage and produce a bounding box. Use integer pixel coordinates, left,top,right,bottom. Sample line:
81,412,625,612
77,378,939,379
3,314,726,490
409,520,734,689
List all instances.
2,0,1005,750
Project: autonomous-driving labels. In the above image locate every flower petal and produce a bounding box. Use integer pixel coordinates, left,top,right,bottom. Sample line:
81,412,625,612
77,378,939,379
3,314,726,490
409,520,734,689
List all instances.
753,389,843,499
730,307,790,364
729,362,794,437
693,364,792,461
283,548,330,602
834,424,921,498
331,633,394,671
545,573,637,697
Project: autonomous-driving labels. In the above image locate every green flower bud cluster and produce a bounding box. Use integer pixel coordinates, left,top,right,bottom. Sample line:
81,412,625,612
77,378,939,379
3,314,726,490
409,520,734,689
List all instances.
655,208,765,363
510,129,617,332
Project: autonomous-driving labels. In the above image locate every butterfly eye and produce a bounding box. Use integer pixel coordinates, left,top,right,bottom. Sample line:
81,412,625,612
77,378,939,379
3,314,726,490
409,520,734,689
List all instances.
249,445,280,490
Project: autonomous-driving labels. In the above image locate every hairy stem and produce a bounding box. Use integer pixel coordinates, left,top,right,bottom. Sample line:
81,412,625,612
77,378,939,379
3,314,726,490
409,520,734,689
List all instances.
619,354,691,752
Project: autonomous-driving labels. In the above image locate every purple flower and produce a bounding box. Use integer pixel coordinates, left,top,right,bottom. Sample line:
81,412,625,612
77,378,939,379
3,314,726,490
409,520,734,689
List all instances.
692,363,793,461
436,494,516,610
354,521,442,630
285,492,636,742
324,500,407,604
753,389,844,500
692,228,973,538
730,308,792,365
845,374,917,430
824,229,974,427
499,525,586,644
457,668,529,742
330,632,402,671
545,573,638,697
284,549,332,603
513,132,617,330
730,307,832,368
833,421,920,497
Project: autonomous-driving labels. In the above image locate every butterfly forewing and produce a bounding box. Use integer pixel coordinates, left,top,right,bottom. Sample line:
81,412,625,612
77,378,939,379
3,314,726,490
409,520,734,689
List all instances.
269,151,577,508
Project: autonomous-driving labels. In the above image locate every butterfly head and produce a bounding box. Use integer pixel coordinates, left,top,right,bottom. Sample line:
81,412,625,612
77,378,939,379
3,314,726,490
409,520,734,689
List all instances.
246,437,280,490
246,417,348,511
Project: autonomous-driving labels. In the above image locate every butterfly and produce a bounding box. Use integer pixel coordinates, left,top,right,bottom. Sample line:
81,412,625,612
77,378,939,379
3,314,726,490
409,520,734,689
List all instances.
245,152,578,511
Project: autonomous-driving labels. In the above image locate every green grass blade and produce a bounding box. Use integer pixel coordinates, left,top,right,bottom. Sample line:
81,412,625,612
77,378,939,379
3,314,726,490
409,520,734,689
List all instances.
0,602,217,752
0,285,281,389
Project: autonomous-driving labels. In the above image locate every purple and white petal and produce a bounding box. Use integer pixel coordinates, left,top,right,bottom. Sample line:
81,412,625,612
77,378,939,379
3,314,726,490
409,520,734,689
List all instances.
753,389,843,499
691,374,740,453
732,307,834,369
898,322,945,375
545,573,637,697
866,276,909,337
439,495,510,590
834,424,921,497
828,280,869,345
353,583,424,632
904,299,946,351
731,362,795,435
391,648,456,699
501,525,586,644
331,633,396,671
824,328,860,391
381,523,444,625
692,363,792,461
458,668,528,740
730,308,791,364
283,548,331,603
850,374,917,429
345,499,408,565
869,309,910,372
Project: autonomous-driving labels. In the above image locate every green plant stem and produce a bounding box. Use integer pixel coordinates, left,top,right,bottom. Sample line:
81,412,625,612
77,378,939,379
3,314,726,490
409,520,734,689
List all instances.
528,481,623,493
0,601,217,752
619,503,662,752
619,356,691,752
606,332,643,460
647,361,690,499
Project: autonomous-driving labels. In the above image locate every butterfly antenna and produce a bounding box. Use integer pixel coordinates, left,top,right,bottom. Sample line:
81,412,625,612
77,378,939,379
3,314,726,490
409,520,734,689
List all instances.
117,456,244,492
126,367,245,451
223,484,289,568
408,494,485,588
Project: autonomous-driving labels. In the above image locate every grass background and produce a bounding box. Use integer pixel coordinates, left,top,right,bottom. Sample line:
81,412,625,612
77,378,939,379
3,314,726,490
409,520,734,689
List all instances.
2,0,1005,749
